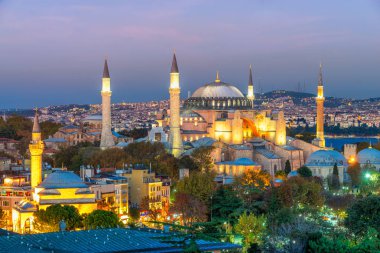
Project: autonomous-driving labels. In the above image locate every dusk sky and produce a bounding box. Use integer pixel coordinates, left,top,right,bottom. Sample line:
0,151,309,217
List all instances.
0,0,380,109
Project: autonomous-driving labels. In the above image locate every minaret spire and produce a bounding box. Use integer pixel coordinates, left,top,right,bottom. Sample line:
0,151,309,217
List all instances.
247,65,255,107
32,108,41,133
249,65,253,86
318,62,323,86
103,59,110,78
171,53,179,73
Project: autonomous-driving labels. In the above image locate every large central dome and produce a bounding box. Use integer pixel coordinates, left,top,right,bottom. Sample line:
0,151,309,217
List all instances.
192,82,244,98
184,72,252,110
191,74,244,98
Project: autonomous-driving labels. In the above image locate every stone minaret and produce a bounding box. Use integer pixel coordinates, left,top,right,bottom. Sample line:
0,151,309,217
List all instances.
29,109,44,188
169,53,182,157
315,63,326,148
100,59,115,149
247,65,255,108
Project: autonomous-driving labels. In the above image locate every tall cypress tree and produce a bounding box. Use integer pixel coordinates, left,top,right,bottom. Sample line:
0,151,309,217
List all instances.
285,160,291,175
332,163,340,190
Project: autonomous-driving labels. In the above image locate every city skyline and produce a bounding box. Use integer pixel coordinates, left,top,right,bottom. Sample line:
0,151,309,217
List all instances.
1,0,380,108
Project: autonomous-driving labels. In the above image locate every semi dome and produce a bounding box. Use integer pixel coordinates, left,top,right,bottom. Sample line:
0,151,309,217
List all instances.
191,81,244,98
357,148,380,165
305,150,348,167
38,170,89,189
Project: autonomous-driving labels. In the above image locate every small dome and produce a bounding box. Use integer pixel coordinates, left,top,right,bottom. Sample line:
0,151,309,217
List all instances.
191,81,244,98
305,150,348,167
38,170,88,189
287,170,299,178
180,109,204,119
232,157,258,166
215,157,259,166
357,148,380,165
191,137,216,148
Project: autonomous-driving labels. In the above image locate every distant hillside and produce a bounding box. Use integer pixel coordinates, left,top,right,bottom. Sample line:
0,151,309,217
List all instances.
353,97,380,103
257,90,315,99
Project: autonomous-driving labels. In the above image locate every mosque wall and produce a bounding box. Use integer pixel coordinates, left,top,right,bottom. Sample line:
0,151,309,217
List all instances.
308,165,344,184
290,139,321,162
232,111,243,144
227,147,253,161
252,153,282,176
267,144,304,170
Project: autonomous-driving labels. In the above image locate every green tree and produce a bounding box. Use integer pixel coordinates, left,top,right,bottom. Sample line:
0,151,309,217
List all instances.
235,169,270,190
84,210,123,229
285,160,291,175
331,163,340,190
176,171,215,203
53,142,95,170
128,207,140,222
326,194,355,211
172,192,208,226
308,235,350,253
118,128,148,140
359,169,380,195
211,186,244,225
179,155,197,171
234,212,266,249
33,204,83,232
271,177,325,209
309,228,380,253
233,180,266,214
352,228,380,252
191,146,215,172
124,142,179,178
275,170,286,180
89,148,128,168
345,195,380,235
297,165,312,178
1,115,33,154
40,121,62,139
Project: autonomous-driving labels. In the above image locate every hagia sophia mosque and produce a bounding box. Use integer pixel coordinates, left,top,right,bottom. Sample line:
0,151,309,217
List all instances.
151,54,380,184
11,53,380,232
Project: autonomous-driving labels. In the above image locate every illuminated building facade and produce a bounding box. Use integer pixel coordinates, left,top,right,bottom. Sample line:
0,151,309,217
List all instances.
122,165,165,211
0,177,30,228
12,114,97,234
158,61,286,149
